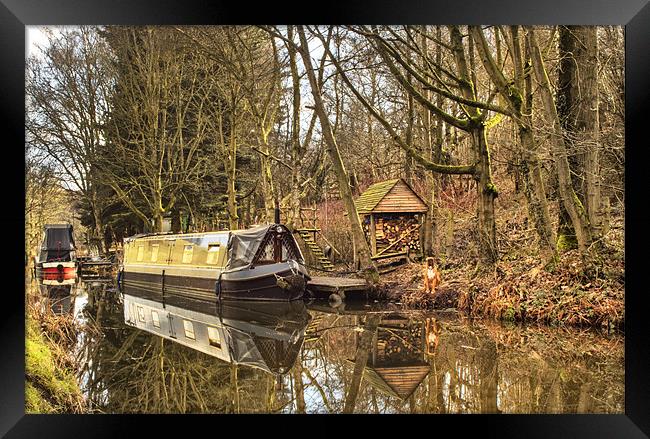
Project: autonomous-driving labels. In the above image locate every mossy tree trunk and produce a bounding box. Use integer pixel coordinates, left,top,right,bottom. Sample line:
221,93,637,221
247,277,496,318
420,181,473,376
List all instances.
296,26,379,281
449,26,499,264
471,25,555,257
527,27,592,256
557,26,603,247
473,123,499,263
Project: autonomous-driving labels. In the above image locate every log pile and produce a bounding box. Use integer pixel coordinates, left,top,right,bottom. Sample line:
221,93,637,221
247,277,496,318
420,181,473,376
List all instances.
363,214,422,255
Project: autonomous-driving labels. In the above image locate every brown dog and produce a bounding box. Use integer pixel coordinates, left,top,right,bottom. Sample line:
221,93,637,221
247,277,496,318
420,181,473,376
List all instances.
424,257,441,294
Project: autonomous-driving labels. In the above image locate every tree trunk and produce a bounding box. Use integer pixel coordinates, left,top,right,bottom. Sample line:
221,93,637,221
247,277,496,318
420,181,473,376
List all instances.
557,26,602,242
449,26,499,264
226,120,239,230
528,27,592,255
259,150,275,224
296,26,378,281
474,124,499,263
90,189,106,254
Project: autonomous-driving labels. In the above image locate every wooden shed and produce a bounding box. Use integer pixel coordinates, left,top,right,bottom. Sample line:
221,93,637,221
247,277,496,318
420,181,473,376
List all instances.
354,178,428,259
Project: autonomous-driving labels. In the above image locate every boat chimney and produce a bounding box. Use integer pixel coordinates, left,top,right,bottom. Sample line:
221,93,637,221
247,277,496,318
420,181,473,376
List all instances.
274,206,280,225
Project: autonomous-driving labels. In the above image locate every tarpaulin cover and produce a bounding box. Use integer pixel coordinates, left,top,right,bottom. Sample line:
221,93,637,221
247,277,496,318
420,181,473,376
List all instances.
39,224,75,262
225,224,273,271
225,224,305,272
42,224,75,250
227,328,273,373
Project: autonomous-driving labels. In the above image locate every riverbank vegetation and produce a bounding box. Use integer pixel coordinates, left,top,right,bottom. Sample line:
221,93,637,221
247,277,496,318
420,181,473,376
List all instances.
25,283,85,413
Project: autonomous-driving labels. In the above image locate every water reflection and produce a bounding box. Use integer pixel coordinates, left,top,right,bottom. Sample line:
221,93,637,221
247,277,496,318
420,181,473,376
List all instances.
123,289,311,375
32,277,624,414
40,282,76,315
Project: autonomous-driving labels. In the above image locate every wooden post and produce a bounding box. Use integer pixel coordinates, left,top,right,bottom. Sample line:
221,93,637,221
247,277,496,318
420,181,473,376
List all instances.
369,214,377,256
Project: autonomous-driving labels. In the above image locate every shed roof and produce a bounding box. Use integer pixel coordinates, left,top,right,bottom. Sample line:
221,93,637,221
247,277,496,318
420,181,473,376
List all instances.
355,178,428,215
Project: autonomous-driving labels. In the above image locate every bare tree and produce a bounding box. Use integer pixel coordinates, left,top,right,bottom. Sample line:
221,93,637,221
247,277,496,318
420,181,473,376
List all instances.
321,26,508,263
527,27,593,255
291,26,379,279
100,27,212,232
26,26,112,251
470,25,556,256
556,26,603,246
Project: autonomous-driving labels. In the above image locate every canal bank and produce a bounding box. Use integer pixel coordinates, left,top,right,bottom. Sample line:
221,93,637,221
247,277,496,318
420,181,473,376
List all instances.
371,246,624,331
25,299,86,413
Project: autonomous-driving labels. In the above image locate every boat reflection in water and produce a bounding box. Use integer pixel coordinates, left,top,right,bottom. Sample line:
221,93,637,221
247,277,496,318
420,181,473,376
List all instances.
39,280,77,315
122,284,312,375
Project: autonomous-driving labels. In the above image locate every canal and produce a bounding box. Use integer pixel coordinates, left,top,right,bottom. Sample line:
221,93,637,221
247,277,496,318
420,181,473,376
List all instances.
32,276,624,414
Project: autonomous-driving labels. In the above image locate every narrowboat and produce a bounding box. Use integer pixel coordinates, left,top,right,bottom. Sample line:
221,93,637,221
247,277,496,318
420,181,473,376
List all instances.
123,287,311,374
35,224,77,277
120,223,310,302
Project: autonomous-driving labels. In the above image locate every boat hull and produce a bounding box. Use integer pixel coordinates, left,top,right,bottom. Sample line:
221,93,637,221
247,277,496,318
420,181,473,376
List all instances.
36,261,77,278
121,260,308,302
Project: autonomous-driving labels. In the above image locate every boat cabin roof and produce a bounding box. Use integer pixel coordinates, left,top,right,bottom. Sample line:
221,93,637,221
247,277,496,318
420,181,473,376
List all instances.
123,224,275,243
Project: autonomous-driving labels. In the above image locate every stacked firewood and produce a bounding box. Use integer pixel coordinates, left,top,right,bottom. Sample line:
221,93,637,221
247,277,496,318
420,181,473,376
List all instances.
363,215,422,254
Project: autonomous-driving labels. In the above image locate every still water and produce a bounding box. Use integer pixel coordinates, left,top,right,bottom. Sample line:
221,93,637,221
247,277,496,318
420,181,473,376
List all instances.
34,277,624,414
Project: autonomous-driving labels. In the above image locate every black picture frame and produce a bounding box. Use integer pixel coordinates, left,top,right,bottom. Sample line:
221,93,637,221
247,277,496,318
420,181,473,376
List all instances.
4,0,648,436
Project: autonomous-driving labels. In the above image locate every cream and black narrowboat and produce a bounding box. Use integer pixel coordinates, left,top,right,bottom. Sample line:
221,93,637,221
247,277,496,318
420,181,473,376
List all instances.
120,224,310,302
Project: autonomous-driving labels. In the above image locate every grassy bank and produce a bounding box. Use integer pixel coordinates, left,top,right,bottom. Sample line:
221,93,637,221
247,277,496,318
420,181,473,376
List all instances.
25,294,86,413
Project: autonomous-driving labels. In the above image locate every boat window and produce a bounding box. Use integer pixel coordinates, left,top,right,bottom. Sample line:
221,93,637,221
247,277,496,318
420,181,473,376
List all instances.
136,245,144,262
182,245,193,263
206,244,220,265
150,244,159,262
183,320,195,340
151,310,160,328
207,326,221,348
137,306,146,322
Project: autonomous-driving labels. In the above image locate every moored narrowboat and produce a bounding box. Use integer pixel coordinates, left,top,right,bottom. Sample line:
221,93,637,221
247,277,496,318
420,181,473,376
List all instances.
35,224,77,277
120,223,310,301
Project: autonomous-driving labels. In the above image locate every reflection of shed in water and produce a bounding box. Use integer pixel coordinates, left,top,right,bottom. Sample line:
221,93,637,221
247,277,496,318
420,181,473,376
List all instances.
123,289,311,375
349,314,430,400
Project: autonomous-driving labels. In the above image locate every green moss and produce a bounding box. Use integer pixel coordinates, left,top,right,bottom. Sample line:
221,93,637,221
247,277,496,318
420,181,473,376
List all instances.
25,318,83,413
556,233,578,252
484,182,499,196
508,85,523,111
26,382,55,414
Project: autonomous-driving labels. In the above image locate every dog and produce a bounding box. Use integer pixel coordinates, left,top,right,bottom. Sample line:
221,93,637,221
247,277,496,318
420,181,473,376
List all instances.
424,257,442,294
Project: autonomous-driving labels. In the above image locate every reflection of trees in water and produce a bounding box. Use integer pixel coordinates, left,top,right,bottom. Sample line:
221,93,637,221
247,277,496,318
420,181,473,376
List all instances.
279,313,623,414
79,282,233,413
74,285,623,414
78,281,297,413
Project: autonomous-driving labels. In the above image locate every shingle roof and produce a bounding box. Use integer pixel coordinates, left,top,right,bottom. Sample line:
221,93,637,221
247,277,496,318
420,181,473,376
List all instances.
354,179,401,214
354,178,428,214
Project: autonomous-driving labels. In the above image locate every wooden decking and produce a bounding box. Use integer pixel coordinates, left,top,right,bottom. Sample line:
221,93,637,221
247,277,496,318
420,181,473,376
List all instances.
307,276,368,297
